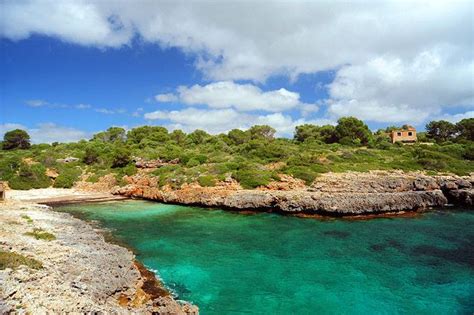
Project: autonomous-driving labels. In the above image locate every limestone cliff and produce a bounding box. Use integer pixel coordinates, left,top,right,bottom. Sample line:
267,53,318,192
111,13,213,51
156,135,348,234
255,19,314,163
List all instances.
114,171,473,216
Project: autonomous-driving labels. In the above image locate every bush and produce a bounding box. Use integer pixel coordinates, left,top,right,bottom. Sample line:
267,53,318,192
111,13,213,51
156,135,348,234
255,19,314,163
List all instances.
83,146,100,165
111,147,131,168
198,175,217,187
463,144,474,160
8,163,51,190
0,250,43,270
186,158,200,167
0,156,21,181
24,228,56,241
233,168,273,189
284,166,318,185
53,167,82,188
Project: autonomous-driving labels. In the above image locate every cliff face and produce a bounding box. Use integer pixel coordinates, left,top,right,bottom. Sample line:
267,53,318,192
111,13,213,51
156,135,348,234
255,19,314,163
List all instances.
113,171,473,216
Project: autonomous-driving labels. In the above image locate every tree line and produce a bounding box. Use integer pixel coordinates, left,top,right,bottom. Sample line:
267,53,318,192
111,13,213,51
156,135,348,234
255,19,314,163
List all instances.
2,117,473,151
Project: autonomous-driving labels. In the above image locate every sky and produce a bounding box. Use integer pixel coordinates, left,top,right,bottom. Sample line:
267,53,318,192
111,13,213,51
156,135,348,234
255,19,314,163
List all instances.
0,0,473,143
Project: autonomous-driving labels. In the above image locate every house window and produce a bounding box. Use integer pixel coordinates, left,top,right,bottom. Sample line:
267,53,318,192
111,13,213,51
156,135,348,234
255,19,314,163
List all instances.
397,132,402,136
408,132,413,136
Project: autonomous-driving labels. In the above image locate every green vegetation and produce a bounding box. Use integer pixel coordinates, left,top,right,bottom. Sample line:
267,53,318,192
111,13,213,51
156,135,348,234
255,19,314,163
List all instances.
198,175,217,187
53,166,82,188
21,215,33,224
0,250,43,270
24,228,56,241
8,163,51,190
0,117,472,190
2,129,31,150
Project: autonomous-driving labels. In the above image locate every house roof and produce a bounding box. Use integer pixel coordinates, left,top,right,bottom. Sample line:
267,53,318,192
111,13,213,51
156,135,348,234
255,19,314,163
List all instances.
391,126,416,132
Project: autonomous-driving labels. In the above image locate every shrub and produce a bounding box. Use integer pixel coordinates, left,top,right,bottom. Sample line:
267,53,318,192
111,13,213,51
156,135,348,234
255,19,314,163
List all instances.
112,164,137,186
284,166,318,185
8,164,51,190
83,146,99,165
198,175,216,187
24,228,56,241
0,156,21,181
233,168,273,189
186,158,200,167
21,215,33,223
0,250,43,270
463,144,474,160
111,147,131,168
53,167,82,188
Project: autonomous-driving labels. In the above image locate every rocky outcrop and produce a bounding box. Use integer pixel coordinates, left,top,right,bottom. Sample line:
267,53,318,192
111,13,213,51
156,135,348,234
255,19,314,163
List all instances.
0,202,198,314
134,157,180,169
114,171,473,216
439,177,473,206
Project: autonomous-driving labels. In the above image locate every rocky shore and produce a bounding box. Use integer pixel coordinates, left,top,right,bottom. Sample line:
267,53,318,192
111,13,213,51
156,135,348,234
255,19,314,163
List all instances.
0,198,198,314
114,171,473,215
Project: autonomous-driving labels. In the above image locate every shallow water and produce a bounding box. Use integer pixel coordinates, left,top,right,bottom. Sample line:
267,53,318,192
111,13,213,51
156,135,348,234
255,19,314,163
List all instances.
57,201,474,314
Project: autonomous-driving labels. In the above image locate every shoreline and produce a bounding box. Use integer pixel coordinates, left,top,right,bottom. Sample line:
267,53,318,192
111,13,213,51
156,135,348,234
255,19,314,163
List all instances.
114,170,473,216
0,192,198,314
1,170,472,313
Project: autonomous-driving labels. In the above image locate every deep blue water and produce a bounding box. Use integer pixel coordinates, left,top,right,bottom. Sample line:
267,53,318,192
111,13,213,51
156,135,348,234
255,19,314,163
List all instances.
57,201,474,314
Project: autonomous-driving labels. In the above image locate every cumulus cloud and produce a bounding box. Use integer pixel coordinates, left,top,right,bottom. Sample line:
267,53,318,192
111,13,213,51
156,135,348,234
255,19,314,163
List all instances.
155,93,178,102
434,111,474,124
0,122,89,143
144,107,333,136
157,81,312,112
1,1,132,47
326,51,474,123
2,1,471,81
2,1,473,124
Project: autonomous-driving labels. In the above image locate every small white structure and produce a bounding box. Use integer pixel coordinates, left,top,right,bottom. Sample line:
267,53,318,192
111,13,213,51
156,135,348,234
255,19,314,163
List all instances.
57,157,80,163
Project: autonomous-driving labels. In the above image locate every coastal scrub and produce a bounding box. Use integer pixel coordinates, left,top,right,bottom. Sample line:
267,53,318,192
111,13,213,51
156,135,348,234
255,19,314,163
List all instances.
24,228,56,241
0,250,43,270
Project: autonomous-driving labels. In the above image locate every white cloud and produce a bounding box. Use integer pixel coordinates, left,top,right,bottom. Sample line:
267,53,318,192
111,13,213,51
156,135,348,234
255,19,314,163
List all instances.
155,93,178,102
327,51,474,123
0,122,89,143
157,81,313,112
94,108,115,114
144,107,333,136
0,123,26,135
75,103,91,109
1,1,132,47
434,111,474,124
26,99,48,107
2,1,473,124
2,2,471,81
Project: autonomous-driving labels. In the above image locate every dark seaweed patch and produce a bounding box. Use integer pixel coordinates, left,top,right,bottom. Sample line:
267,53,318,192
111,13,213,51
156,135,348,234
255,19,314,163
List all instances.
411,241,474,267
370,244,386,252
370,239,404,252
322,230,350,239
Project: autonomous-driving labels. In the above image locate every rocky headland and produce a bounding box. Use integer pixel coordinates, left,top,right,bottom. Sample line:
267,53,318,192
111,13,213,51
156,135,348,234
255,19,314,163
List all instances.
0,198,198,314
114,171,473,215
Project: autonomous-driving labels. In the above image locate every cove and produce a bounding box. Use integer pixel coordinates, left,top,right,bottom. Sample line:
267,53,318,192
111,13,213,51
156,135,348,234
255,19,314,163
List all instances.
56,200,474,314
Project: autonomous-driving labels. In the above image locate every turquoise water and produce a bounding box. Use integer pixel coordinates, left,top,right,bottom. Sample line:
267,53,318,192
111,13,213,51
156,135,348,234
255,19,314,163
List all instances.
57,201,474,314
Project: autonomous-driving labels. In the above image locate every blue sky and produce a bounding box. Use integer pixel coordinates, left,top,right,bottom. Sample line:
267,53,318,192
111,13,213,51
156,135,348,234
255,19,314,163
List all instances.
0,1,472,143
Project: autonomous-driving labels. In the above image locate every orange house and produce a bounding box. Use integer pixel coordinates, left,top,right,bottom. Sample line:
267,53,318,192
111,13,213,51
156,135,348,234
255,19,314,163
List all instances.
390,127,417,143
